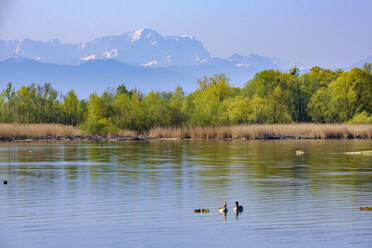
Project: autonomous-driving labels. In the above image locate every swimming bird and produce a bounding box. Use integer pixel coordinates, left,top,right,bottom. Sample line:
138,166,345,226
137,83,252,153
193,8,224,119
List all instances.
194,209,201,213
201,209,209,213
296,150,305,155
219,202,228,214
234,201,243,212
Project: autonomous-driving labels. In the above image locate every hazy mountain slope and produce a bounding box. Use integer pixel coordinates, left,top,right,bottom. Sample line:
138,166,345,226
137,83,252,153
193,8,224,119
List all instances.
0,57,195,98
168,54,281,85
344,56,372,71
0,28,316,96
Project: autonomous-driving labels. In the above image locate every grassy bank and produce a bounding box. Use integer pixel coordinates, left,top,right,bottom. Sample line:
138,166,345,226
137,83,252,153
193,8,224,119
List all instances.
0,123,138,140
0,124,85,139
149,124,372,139
0,123,372,140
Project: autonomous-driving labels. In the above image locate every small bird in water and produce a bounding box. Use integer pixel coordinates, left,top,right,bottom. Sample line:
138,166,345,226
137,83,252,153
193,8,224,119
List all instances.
194,208,209,213
219,202,228,215
234,201,243,213
296,150,305,155
3,180,7,185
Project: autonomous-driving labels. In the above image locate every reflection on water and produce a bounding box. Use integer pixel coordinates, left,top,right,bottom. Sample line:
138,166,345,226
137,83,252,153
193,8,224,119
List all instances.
0,140,372,248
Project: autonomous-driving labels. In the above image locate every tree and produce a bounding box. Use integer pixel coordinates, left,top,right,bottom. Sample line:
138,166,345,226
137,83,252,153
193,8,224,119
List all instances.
307,87,331,123
293,67,334,122
327,68,372,122
189,74,234,126
87,94,105,121
363,62,372,74
226,96,251,124
141,91,172,129
63,90,80,125
268,86,292,123
113,90,132,129
170,87,186,126
248,95,270,123
242,70,281,98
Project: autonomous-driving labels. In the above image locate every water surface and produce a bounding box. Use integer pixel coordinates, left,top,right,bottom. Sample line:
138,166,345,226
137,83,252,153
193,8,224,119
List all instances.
0,140,372,247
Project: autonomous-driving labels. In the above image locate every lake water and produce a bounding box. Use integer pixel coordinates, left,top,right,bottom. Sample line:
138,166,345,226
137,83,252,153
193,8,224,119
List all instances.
0,140,372,248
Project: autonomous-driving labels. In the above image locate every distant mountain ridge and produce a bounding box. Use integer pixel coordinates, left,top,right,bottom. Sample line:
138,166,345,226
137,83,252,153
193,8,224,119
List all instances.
0,28,211,67
0,28,293,97
0,56,195,98
0,53,284,98
0,28,295,70
0,28,370,97
345,56,372,71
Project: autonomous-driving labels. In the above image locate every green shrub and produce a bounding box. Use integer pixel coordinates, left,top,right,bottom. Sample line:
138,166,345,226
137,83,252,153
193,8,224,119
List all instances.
81,118,118,136
348,111,372,124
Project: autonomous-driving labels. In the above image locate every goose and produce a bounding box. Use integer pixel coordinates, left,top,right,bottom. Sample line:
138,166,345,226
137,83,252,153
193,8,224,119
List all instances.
219,202,228,214
234,201,243,212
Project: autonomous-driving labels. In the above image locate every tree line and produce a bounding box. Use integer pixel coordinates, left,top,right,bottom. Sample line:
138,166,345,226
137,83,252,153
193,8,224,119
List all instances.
0,63,371,135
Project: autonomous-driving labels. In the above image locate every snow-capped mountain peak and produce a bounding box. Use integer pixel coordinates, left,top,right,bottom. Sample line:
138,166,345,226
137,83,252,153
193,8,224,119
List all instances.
0,28,210,67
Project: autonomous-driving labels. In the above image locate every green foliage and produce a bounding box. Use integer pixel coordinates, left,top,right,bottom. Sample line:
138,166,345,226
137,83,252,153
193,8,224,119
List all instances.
0,83,62,123
226,96,251,124
187,74,234,126
248,95,270,123
327,68,372,122
1,66,371,135
242,70,281,98
63,90,85,125
170,87,187,126
268,86,292,123
348,111,372,124
81,118,118,136
363,63,372,74
294,67,335,121
307,87,331,123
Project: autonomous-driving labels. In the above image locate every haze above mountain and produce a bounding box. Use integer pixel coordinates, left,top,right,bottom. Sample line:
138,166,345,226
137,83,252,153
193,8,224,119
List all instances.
0,28,370,97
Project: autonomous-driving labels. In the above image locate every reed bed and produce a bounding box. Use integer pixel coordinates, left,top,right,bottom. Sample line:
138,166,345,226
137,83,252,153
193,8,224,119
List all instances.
0,124,85,138
149,124,372,139
1,123,371,140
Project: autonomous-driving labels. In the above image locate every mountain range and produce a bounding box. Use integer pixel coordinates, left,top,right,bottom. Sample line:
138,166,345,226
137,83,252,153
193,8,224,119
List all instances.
0,28,370,98
0,28,211,67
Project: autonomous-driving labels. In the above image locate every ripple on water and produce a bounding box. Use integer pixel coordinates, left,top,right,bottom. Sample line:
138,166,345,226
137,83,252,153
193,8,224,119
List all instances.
0,140,372,248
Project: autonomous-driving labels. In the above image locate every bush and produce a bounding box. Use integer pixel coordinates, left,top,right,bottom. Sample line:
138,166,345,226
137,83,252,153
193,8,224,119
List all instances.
81,118,118,136
348,111,372,124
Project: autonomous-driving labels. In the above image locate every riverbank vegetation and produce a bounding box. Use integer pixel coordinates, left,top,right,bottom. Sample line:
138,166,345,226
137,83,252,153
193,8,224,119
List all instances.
0,124,84,138
0,63,371,137
0,123,371,140
148,124,372,139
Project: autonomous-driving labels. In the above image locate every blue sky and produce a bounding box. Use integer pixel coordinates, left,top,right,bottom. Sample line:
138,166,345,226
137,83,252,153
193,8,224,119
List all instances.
0,0,371,68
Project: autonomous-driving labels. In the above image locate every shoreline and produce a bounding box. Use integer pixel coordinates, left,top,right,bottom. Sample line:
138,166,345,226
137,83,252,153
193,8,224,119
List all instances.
1,135,371,143
1,123,372,142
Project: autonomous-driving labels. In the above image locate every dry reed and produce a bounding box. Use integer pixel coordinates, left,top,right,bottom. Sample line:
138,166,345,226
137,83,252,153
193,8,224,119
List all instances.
116,129,138,137
1,123,371,140
0,124,139,139
0,124,85,138
149,124,372,139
